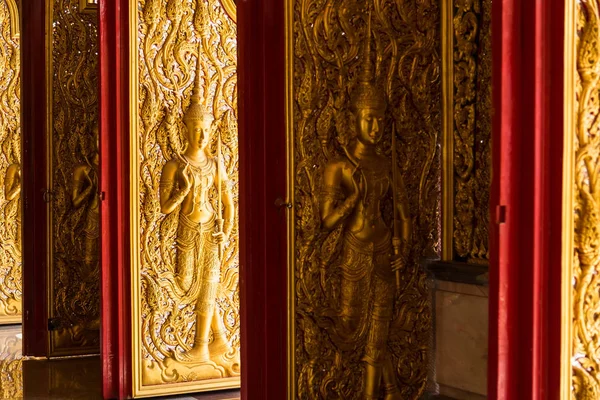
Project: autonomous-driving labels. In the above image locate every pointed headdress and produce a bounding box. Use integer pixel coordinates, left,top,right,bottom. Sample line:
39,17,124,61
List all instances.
351,9,386,112
184,48,214,124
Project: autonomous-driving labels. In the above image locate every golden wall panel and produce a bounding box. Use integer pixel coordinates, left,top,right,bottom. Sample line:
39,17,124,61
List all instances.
442,0,492,264
131,0,239,396
48,0,100,355
0,0,22,324
569,1,600,397
288,0,440,398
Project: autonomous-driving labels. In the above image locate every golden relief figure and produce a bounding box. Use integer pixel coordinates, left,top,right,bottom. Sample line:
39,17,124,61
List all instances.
0,0,22,322
571,1,600,397
157,73,238,374
49,0,100,353
291,0,440,398
318,28,411,399
71,129,99,284
132,0,239,394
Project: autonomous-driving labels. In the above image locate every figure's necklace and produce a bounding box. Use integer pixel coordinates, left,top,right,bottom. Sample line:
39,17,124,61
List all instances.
182,154,212,173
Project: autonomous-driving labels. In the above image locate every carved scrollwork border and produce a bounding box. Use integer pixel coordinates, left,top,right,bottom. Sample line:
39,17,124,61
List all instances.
563,0,600,398
441,0,492,265
0,0,22,324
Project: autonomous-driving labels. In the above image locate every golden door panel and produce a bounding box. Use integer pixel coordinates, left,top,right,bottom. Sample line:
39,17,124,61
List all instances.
441,0,492,264
287,0,440,398
130,0,240,396
0,0,22,324
569,0,600,397
48,0,100,355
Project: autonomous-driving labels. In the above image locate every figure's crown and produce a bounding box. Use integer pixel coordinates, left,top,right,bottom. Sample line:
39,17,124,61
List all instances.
184,50,214,123
351,10,386,112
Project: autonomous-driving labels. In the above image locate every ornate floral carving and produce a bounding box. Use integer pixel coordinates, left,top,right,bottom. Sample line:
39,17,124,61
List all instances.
134,0,239,389
49,0,100,352
0,0,22,321
291,0,440,398
452,0,491,263
572,1,600,397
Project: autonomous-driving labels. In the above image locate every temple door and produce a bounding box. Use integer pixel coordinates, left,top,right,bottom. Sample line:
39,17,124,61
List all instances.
21,0,101,358
100,0,438,398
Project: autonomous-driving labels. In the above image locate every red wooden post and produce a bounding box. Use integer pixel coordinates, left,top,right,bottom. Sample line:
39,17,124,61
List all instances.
98,1,132,398
238,0,289,399
489,1,564,398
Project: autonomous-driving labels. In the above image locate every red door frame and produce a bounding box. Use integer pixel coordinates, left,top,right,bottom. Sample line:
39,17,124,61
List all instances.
21,0,50,358
489,0,564,399
98,1,289,399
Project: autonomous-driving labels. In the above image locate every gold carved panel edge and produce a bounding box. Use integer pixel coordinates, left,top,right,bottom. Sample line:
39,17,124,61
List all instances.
130,0,240,396
568,1,600,398
0,0,22,322
441,0,492,265
288,0,440,398
48,0,100,356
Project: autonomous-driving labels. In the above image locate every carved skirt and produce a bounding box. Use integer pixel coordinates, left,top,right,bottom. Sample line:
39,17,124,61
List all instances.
175,213,220,310
336,231,395,356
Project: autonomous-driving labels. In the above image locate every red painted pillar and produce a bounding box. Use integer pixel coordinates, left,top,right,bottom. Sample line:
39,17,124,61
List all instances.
98,1,132,398
238,0,289,399
489,1,564,399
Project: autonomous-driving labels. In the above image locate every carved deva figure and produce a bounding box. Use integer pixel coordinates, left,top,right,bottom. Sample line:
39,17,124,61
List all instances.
4,163,21,256
72,127,99,281
159,73,238,375
319,27,411,400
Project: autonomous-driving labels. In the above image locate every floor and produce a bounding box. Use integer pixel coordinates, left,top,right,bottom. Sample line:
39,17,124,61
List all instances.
0,325,240,399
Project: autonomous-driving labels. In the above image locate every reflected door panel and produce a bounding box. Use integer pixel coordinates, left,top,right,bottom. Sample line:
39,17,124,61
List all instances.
47,0,100,356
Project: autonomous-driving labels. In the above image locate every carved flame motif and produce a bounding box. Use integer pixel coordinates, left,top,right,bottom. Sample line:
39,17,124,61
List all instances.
136,0,239,386
0,0,22,321
452,0,491,263
292,0,440,398
49,0,100,352
573,1,600,397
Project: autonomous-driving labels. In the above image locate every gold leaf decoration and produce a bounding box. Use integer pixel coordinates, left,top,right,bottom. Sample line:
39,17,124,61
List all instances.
49,0,100,353
291,0,440,398
0,0,22,321
573,1,600,397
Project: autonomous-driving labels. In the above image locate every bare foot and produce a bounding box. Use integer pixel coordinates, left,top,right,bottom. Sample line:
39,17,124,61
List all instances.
212,351,240,376
174,344,210,363
209,335,230,356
